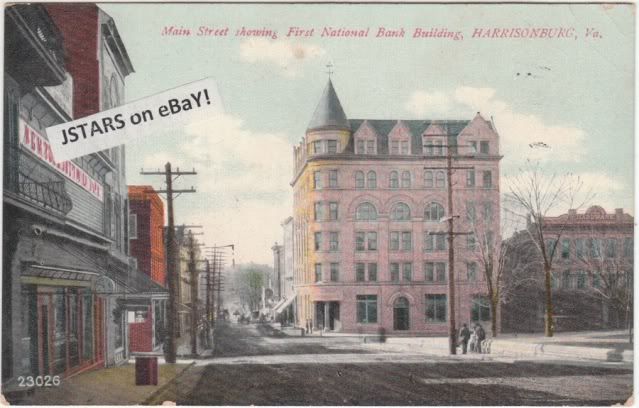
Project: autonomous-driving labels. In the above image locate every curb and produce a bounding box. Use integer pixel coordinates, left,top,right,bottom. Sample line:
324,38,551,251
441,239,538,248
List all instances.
141,362,196,405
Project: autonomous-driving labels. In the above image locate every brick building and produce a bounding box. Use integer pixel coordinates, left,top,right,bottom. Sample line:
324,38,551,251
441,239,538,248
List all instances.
2,5,165,393
292,79,501,334
502,206,634,333
128,186,166,287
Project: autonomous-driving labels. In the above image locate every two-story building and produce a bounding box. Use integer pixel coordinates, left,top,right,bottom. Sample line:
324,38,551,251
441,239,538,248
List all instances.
292,79,502,335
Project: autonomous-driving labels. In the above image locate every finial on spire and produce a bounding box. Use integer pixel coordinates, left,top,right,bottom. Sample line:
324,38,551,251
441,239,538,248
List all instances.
326,62,334,78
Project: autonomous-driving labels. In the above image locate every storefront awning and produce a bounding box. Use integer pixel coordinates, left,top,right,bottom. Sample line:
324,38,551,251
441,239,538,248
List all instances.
21,264,99,287
273,295,296,314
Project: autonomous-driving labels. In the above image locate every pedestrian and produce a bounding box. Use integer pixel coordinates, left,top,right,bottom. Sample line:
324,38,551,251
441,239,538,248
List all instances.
469,326,478,353
477,324,486,353
459,324,471,354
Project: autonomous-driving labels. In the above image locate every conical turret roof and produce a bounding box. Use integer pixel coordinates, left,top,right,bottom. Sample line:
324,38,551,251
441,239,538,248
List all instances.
307,79,350,132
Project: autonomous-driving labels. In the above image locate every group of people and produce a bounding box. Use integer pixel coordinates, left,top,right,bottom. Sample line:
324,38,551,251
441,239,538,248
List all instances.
458,323,487,354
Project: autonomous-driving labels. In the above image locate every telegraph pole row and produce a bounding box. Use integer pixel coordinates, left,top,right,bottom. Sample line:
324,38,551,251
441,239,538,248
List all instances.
141,163,197,364
424,142,474,355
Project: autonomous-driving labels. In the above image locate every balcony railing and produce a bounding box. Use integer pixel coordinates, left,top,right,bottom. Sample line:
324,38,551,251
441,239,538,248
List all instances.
17,171,72,214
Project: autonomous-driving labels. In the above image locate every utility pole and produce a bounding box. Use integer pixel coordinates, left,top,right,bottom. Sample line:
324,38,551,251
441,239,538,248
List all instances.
424,141,474,355
187,232,198,356
141,163,196,363
205,244,234,323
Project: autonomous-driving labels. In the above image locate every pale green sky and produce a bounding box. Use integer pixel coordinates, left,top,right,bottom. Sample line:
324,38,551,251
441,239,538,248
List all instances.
99,3,635,264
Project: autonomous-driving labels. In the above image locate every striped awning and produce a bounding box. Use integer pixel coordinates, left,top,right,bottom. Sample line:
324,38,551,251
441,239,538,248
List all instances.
21,264,99,287
273,295,296,314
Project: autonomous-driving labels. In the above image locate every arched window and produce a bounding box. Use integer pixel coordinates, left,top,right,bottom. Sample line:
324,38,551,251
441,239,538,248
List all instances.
424,171,433,188
425,202,445,221
355,171,365,189
435,171,445,188
401,171,411,188
390,203,411,221
390,171,399,188
366,171,377,189
356,203,378,221
394,296,409,308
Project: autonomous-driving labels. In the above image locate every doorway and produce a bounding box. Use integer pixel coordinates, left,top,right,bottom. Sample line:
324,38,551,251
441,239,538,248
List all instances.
393,297,410,330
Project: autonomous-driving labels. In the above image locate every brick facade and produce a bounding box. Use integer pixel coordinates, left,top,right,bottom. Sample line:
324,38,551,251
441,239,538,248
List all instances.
129,186,166,287
292,80,501,335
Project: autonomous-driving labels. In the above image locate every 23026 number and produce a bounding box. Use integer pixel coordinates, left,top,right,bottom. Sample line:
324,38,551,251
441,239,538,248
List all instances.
17,375,61,387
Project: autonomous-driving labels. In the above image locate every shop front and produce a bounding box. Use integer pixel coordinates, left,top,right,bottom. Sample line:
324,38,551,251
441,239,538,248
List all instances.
19,265,107,378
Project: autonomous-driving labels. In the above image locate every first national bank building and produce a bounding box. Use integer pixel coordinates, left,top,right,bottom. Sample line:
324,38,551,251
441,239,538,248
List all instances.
292,79,501,335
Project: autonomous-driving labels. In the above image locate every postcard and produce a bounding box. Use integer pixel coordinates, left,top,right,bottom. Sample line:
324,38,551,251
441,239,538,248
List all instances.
2,2,634,405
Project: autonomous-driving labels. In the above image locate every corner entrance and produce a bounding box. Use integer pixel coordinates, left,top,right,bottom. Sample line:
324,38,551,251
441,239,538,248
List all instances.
393,297,410,330
315,301,340,331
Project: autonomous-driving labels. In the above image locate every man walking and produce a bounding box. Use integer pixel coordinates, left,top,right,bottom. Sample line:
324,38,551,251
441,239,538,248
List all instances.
459,323,471,354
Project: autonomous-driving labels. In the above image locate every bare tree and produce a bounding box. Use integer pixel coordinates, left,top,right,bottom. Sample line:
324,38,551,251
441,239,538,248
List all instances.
506,160,592,337
467,208,509,337
574,234,633,342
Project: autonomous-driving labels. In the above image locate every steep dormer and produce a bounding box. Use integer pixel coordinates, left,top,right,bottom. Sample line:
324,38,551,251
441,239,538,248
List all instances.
353,120,378,154
422,122,447,156
388,120,412,155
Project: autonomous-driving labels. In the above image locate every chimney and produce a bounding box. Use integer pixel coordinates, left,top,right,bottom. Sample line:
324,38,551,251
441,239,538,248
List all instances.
615,208,623,220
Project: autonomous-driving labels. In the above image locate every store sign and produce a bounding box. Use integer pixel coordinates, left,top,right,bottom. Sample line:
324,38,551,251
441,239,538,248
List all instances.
19,119,104,201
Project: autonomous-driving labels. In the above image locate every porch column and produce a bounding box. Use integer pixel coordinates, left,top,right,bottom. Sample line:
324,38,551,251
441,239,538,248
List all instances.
324,302,330,331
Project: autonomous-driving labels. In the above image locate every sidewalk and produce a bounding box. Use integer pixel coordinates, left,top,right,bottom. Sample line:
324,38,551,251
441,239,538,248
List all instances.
363,329,633,363
176,329,215,358
13,362,191,405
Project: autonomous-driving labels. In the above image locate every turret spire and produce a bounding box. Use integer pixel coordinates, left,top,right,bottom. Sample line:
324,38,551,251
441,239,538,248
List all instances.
307,78,349,132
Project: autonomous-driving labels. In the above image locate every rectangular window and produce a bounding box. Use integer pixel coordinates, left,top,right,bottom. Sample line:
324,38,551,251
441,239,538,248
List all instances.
313,171,322,189
402,263,412,281
367,232,378,250
357,295,378,323
327,140,338,154
368,263,378,281
366,140,375,154
605,239,617,258
546,239,557,258
329,170,338,188
390,140,399,155
313,140,323,154
314,232,322,251
471,296,491,321
466,202,476,222
433,140,442,156
329,202,339,220
561,239,570,259
425,262,446,282
390,263,400,282
467,262,477,281
355,232,365,251
424,171,434,188
426,294,447,322
424,233,434,252
401,232,412,250
356,263,366,282
314,202,324,221
424,143,433,156
466,170,475,187
624,237,633,258
469,141,477,153
576,239,585,258
589,238,601,258
483,171,492,188
576,271,586,288
315,263,322,282
593,272,601,288
390,232,400,251
329,232,339,251
400,140,409,155
480,141,489,154
330,263,339,282
357,140,365,154
436,234,446,251
483,202,493,222
129,213,138,240
467,234,477,250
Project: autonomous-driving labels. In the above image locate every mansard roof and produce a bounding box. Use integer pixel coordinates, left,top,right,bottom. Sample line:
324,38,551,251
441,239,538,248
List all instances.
348,119,470,154
307,79,350,132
